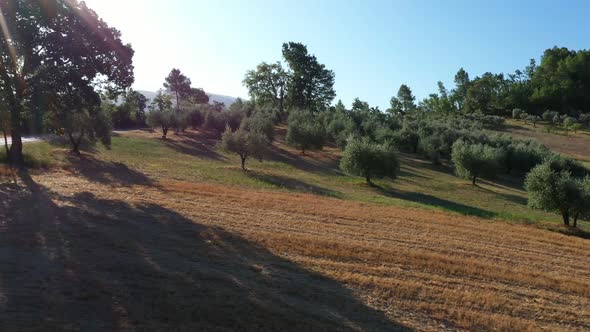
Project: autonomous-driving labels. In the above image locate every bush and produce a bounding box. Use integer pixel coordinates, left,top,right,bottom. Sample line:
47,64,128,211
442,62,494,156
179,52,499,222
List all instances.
544,154,588,178
286,110,326,154
240,110,275,141
340,137,399,185
203,109,227,135
323,111,352,147
542,110,558,122
505,140,549,174
220,125,270,170
512,108,524,119
388,128,419,153
451,139,505,185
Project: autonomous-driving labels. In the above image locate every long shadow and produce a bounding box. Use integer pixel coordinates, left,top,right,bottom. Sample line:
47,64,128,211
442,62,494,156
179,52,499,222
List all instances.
65,154,154,187
268,145,342,176
374,185,497,219
246,170,342,198
162,131,226,161
0,172,410,331
476,180,528,205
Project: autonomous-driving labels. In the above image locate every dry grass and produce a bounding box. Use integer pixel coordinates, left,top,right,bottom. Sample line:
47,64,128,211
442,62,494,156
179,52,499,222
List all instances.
1,168,588,331
498,119,590,162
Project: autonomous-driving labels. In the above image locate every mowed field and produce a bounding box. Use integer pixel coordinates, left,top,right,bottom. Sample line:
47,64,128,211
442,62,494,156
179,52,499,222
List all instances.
1,128,589,331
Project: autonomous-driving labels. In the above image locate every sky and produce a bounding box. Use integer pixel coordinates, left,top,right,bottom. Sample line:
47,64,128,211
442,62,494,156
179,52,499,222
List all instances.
84,0,590,110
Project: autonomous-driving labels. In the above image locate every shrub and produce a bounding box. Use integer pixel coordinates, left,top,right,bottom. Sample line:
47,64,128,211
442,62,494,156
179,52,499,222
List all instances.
203,109,227,135
240,111,275,141
505,140,549,174
544,154,588,178
389,128,419,153
340,137,399,185
451,139,505,185
220,125,270,170
542,110,558,122
286,110,326,154
512,108,524,119
323,111,355,148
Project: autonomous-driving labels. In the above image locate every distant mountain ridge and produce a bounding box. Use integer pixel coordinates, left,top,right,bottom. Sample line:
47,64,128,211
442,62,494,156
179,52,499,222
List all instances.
137,90,238,108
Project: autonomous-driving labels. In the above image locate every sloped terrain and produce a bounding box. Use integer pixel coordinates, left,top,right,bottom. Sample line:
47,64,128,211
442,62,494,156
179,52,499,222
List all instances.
1,167,588,331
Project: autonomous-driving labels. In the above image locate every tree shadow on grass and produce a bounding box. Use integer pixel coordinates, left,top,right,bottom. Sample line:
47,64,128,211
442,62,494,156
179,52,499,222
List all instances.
0,171,411,331
268,145,342,176
65,154,155,187
476,180,528,206
374,184,497,219
163,131,226,161
245,170,342,198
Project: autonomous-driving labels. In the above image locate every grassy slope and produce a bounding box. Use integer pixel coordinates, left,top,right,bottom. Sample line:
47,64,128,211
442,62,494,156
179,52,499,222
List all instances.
8,126,588,234
1,128,590,331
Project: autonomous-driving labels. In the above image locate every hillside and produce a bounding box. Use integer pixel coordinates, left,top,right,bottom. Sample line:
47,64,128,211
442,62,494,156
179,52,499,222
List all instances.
137,90,238,107
1,127,589,331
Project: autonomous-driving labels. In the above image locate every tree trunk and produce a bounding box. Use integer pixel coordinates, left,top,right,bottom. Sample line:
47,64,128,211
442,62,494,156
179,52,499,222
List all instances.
366,175,372,186
3,129,9,157
68,133,81,155
162,127,168,139
573,212,579,228
472,176,477,185
562,211,570,226
240,155,246,170
8,127,23,166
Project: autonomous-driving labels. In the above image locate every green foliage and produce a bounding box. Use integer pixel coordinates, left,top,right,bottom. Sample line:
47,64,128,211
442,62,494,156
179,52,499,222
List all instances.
146,91,174,138
220,123,270,170
286,110,326,153
340,138,400,184
504,140,549,174
388,84,416,115
525,162,581,226
531,47,590,113
243,62,288,117
164,68,192,108
0,0,134,164
512,108,524,119
389,127,419,153
451,139,505,184
240,110,275,141
544,154,588,178
542,110,559,122
323,110,356,148
281,42,336,112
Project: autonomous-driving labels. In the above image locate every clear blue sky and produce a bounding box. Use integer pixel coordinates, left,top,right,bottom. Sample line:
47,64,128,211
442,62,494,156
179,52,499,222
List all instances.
85,0,590,110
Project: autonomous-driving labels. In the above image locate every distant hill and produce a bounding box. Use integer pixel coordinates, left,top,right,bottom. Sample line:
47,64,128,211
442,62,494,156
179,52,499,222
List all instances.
137,90,238,108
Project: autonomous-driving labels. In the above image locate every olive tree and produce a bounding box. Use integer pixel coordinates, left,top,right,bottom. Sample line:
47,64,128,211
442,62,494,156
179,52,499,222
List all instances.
286,110,325,154
451,139,505,185
525,162,581,226
340,138,400,185
146,91,174,139
220,125,270,170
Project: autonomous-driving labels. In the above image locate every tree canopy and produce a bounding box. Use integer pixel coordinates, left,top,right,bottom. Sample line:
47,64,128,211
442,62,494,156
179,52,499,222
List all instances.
0,0,134,164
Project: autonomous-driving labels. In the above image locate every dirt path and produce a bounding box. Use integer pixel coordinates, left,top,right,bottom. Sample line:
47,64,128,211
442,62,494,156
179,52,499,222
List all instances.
1,171,589,331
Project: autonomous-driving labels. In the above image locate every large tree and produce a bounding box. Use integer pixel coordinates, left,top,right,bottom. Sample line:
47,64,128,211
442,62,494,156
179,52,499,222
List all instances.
388,84,416,115
243,62,288,117
282,42,335,112
164,68,192,112
531,47,590,114
451,68,470,111
0,0,134,165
